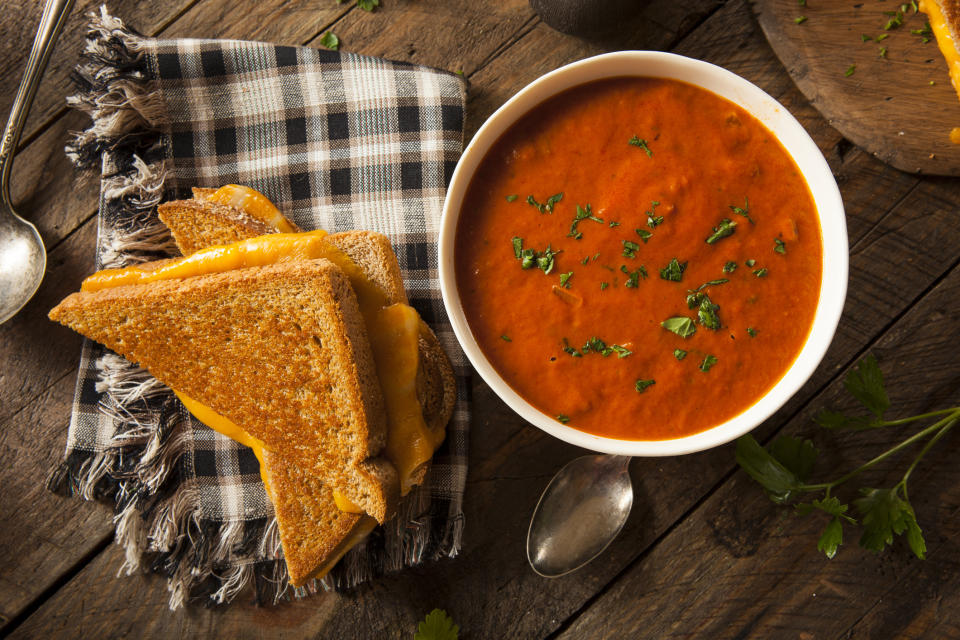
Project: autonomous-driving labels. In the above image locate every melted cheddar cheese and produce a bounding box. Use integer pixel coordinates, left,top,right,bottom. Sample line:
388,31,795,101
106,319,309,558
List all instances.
920,0,960,144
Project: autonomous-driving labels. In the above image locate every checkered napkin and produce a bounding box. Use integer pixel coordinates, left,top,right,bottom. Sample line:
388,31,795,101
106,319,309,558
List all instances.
49,8,468,609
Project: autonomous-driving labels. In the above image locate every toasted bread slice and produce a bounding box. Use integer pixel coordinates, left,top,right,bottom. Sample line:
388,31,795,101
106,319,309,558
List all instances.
49,259,399,523
158,186,301,255
921,0,960,103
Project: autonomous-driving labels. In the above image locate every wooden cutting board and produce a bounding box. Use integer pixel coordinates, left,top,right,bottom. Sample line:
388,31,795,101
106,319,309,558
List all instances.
755,0,960,176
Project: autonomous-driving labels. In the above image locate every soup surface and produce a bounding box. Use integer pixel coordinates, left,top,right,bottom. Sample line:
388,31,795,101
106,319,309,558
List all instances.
455,77,822,440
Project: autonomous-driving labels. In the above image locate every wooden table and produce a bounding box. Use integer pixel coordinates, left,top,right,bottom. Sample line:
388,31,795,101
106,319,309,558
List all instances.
2,0,959,637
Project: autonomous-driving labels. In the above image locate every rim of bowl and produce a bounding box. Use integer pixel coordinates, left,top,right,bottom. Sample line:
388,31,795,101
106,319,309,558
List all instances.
439,51,848,457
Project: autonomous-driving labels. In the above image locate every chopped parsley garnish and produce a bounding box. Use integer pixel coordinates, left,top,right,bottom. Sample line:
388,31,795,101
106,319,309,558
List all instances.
659,257,687,282
622,240,642,258
563,336,632,358
774,238,787,254
559,271,574,288
877,33,889,41
879,46,888,58
661,316,697,338
697,295,722,330
358,0,380,10
568,203,604,239
635,378,656,393
911,21,932,43
706,218,737,244
747,327,758,337
562,338,582,357
514,238,560,274
753,267,769,277
581,256,589,265
884,9,904,30
500,334,512,342
635,228,652,243
700,354,718,372
628,136,653,157
795,15,807,24
746,259,756,267
674,349,687,360
646,201,664,228
861,33,873,42
620,264,647,288
723,261,738,273
609,220,620,227
845,64,856,77
505,194,519,202
556,414,570,424
600,282,609,290
527,192,564,214
730,197,754,224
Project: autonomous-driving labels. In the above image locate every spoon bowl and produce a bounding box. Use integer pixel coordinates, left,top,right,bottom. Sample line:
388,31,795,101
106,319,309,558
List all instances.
527,454,632,577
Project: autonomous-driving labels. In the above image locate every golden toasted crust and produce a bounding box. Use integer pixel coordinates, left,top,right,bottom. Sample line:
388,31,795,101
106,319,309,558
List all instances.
940,0,960,42
262,450,370,587
49,259,398,522
326,231,408,306
157,199,277,255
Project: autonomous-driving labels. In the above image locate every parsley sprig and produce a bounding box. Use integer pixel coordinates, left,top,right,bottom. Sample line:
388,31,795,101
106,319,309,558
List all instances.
736,354,959,559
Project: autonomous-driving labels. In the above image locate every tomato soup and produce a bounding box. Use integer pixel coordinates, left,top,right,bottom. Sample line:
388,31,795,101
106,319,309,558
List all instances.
454,77,822,440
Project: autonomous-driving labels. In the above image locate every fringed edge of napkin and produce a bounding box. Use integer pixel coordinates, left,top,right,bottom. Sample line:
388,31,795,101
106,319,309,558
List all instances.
50,6,461,610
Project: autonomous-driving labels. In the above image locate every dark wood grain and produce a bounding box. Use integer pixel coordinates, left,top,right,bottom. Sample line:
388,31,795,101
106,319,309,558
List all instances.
2,0,960,637
755,0,960,176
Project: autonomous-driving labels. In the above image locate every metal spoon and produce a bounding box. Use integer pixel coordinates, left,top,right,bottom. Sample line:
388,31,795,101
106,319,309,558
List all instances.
0,0,74,324
526,454,633,577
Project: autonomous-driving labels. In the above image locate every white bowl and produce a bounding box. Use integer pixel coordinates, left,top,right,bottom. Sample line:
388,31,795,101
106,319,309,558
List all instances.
439,51,847,457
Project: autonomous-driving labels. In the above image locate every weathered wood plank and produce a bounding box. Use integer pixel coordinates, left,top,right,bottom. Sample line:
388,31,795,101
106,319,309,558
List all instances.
0,0,196,151
0,217,116,627
9,1,955,638
554,258,960,639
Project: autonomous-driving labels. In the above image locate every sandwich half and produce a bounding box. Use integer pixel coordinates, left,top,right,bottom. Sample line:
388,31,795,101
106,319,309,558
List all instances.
919,0,960,141
51,189,456,586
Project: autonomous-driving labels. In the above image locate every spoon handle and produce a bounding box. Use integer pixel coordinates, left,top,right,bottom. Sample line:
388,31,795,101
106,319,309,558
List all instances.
0,0,75,207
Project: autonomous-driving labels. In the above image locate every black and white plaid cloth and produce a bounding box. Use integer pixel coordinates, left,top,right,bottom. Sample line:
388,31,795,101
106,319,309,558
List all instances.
51,8,468,608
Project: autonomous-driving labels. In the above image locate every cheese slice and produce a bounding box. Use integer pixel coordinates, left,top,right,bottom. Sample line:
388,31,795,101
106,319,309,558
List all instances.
205,184,299,233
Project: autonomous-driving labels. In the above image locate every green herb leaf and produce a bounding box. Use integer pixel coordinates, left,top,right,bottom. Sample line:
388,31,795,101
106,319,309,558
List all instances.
646,201,663,228
697,295,722,330
659,257,687,282
769,435,818,481
528,192,564,214
774,238,787,254
415,609,459,640
861,33,873,42
537,246,560,274
561,338,581,357
512,237,523,260
568,203,603,238
699,354,718,372
735,435,804,503
877,33,889,41
662,316,696,338
557,414,570,424
609,220,620,227
674,349,687,360
559,271,574,288
622,240,642,258
521,248,536,270
357,0,380,11
620,264,646,288
795,15,807,24
730,197,754,224
745,259,756,267
746,327,757,337
844,353,890,418
706,218,737,244
635,228,652,243
506,194,519,202
845,64,856,76
628,135,653,156
319,31,340,50
635,378,656,393
500,334,512,342
753,268,768,277
723,261,738,273
818,517,845,559
600,282,609,290
855,488,925,558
